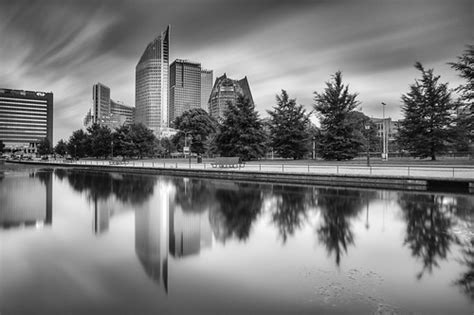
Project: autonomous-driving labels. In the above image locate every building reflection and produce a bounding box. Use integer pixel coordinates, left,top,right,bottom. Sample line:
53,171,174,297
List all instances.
0,170,52,229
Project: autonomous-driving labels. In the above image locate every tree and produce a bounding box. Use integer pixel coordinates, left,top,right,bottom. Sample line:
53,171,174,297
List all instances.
216,96,267,160
37,137,52,156
87,124,113,158
67,129,89,158
268,90,310,159
122,123,157,159
313,71,361,160
398,62,456,160
347,111,378,153
449,45,474,156
54,139,68,156
173,108,218,155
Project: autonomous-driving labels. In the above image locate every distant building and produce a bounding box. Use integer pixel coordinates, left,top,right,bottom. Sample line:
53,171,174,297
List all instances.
135,25,170,135
84,83,135,129
208,73,253,120
169,59,201,124
0,88,53,153
92,82,111,124
370,117,399,141
200,69,213,112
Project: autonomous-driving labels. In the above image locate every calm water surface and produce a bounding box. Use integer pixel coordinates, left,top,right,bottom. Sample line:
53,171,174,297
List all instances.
0,167,473,314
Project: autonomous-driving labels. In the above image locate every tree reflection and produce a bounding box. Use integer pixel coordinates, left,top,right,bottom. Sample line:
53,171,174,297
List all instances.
270,185,316,243
209,183,263,242
172,178,214,213
399,194,458,279
454,237,474,300
57,169,156,205
317,189,372,266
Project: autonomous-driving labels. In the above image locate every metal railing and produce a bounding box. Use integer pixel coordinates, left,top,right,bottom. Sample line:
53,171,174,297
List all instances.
37,159,474,180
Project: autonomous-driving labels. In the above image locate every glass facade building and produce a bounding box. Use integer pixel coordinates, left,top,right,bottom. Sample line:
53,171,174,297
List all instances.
200,69,213,112
208,74,254,120
135,25,170,135
0,88,53,150
92,83,111,124
169,59,201,124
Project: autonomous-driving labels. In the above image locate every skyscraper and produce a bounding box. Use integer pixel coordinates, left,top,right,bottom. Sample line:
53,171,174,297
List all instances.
0,88,53,152
208,74,254,120
169,59,201,124
92,82,110,124
200,69,213,112
135,25,170,135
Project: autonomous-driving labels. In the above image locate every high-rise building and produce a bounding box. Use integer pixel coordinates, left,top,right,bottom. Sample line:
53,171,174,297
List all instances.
169,59,201,124
135,25,170,135
208,73,253,120
200,69,213,112
110,100,135,126
92,83,111,124
0,88,53,152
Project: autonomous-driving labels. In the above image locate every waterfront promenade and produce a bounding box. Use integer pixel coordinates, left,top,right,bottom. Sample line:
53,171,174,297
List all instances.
11,158,474,180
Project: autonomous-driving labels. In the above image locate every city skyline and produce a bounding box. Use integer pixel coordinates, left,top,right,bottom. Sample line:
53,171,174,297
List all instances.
0,0,471,143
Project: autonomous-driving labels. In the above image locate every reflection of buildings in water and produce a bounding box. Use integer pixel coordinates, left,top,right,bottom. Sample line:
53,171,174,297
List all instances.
0,171,52,228
169,205,213,258
134,181,171,293
92,196,131,235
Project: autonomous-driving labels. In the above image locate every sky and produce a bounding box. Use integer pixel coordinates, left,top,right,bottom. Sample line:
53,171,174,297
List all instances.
0,0,472,143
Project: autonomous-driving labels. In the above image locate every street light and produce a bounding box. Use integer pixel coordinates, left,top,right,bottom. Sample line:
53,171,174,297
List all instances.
74,144,77,160
312,136,316,160
381,102,387,160
365,124,370,167
111,140,114,158
183,131,192,167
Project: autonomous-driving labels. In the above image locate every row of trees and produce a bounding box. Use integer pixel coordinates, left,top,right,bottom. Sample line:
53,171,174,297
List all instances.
47,45,471,161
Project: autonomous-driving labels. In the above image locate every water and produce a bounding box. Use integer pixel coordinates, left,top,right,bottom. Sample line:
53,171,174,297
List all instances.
0,167,473,314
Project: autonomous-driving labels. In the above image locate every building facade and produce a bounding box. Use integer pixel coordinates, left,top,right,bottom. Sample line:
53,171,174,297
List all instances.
208,74,253,120
169,59,201,124
0,88,53,151
110,100,135,126
200,69,213,112
92,83,111,124
135,25,170,135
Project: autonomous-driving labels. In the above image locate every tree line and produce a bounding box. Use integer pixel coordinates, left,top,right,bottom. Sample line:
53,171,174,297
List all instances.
42,45,472,161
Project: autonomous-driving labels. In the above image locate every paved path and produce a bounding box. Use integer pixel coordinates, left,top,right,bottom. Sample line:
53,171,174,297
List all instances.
31,159,474,180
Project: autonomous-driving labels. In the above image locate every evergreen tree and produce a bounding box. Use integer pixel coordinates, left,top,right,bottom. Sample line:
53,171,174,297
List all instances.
37,137,52,156
173,108,217,155
268,90,310,159
54,139,68,156
216,96,267,161
313,71,361,160
398,62,455,160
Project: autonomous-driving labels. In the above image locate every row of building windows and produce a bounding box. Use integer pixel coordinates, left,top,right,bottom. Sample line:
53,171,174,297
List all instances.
0,97,47,104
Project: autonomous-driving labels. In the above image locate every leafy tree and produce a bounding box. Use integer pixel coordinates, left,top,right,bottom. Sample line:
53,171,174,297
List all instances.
87,124,112,158
347,111,378,153
37,137,52,156
313,71,361,160
397,62,456,160
173,108,218,155
216,96,267,160
54,139,68,156
0,140,4,154
67,129,89,158
160,137,176,157
267,90,310,159
116,123,157,159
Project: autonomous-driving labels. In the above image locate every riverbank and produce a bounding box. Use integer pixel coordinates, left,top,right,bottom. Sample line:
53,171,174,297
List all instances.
6,160,474,194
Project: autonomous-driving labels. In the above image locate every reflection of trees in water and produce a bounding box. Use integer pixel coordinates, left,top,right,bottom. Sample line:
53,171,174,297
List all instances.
56,169,156,205
454,237,474,300
317,189,374,266
209,182,263,242
399,194,459,279
33,169,53,186
269,185,317,243
172,178,214,213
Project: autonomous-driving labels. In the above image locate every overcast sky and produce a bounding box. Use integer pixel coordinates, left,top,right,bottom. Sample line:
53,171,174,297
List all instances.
0,0,472,143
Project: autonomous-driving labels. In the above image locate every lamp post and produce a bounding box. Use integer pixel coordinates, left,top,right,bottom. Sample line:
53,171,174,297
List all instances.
74,144,77,160
111,140,114,158
365,124,370,167
183,131,191,167
381,102,387,160
312,136,316,160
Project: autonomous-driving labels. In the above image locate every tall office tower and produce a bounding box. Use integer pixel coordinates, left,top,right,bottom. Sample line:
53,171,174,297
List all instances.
92,83,111,124
169,59,201,124
200,69,213,112
135,25,170,135
0,88,53,152
208,73,254,120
